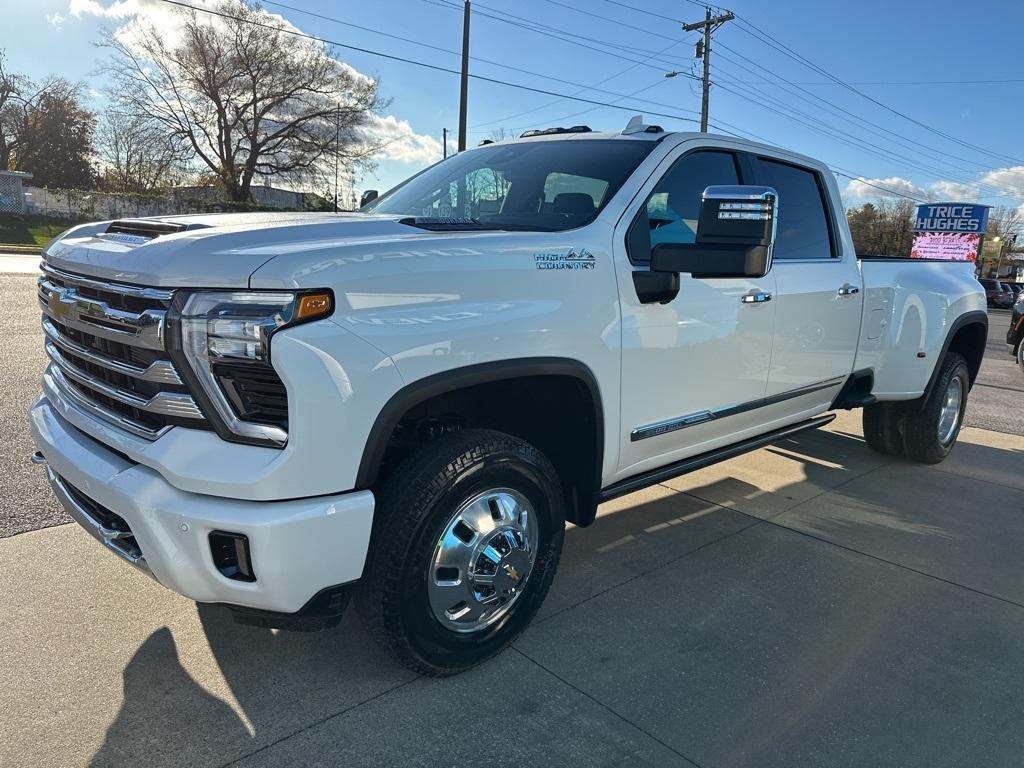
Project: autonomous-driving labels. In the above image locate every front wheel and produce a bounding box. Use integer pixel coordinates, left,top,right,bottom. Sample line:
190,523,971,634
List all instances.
355,429,565,676
902,352,970,464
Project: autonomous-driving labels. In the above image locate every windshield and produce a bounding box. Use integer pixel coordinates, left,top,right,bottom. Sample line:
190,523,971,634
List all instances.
364,139,655,231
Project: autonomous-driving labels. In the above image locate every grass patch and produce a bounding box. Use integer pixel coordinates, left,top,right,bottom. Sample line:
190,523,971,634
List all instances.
0,214,81,248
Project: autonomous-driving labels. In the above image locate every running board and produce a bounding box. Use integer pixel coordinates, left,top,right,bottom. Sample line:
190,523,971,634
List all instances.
598,413,836,503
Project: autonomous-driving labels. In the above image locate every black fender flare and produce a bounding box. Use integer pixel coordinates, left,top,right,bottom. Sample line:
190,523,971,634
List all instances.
354,357,605,507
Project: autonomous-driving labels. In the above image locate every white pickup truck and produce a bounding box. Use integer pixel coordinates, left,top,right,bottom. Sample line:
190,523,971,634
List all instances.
30,118,987,675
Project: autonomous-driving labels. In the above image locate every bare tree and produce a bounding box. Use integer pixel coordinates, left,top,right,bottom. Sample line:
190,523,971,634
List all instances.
846,198,916,256
103,1,384,201
97,111,191,193
986,205,1023,241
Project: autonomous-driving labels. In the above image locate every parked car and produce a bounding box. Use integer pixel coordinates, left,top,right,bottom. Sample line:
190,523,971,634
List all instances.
979,278,1015,309
29,118,989,675
1008,291,1024,373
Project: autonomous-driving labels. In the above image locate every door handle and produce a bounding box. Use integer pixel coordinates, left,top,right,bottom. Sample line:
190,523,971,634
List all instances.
741,291,772,304
838,283,860,296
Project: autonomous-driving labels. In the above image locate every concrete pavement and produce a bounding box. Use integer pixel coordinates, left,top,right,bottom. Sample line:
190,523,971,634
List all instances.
3,411,1024,767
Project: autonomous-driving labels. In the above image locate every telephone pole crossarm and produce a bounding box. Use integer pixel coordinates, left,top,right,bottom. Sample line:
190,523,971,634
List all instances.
682,8,735,132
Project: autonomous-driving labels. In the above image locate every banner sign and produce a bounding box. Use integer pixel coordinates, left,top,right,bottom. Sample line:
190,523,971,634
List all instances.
910,232,981,262
913,203,989,233
910,202,989,261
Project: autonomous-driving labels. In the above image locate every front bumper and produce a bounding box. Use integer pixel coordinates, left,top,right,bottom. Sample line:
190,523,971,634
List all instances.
30,397,375,614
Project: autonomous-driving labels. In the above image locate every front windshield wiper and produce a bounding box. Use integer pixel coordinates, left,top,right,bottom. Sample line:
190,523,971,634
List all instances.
399,216,497,232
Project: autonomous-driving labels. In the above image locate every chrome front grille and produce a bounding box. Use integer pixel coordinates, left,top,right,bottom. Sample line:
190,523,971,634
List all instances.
38,264,207,440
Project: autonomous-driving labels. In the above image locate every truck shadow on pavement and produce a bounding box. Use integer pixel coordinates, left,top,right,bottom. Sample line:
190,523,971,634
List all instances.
85,426,1024,767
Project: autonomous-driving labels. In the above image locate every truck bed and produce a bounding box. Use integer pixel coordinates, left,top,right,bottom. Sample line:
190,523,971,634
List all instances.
854,259,985,400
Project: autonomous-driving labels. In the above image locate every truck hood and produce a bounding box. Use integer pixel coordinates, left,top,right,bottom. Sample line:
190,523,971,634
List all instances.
43,212,438,288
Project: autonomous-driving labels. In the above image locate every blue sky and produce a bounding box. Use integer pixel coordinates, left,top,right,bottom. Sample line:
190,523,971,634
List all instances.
6,0,1024,211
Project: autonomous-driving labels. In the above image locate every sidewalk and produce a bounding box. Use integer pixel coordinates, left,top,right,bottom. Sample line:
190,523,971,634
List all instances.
0,252,40,274
3,410,1024,768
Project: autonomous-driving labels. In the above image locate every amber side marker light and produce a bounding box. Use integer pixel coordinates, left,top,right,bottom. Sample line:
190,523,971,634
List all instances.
296,292,333,320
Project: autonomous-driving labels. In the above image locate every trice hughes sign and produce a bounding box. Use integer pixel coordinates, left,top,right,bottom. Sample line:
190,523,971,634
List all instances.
911,203,990,262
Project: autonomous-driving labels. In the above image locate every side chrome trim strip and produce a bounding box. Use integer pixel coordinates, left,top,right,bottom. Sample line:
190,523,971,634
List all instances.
605,414,836,502
631,376,846,441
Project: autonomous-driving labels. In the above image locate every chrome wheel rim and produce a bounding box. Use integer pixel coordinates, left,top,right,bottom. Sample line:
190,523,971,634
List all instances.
428,488,539,634
937,375,964,446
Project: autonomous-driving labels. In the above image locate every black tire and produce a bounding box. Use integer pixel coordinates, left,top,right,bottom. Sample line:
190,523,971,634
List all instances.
902,352,970,464
862,402,904,456
355,428,565,676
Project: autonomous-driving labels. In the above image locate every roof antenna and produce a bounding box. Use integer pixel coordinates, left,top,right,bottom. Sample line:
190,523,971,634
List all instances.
622,115,645,135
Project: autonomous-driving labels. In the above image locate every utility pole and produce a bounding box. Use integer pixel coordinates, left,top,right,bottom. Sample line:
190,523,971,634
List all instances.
443,127,448,159
683,6,734,132
457,0,471,152
333,101,341,212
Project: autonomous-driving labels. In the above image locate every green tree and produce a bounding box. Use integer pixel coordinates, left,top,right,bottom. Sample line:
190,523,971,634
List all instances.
14,83,96,188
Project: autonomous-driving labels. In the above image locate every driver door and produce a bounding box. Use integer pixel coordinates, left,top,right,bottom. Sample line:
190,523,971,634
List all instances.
613,146,777,480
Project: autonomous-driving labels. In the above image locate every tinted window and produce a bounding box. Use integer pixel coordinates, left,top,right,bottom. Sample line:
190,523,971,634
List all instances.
756,159,833,259
629,150,740,263
366,139,654,232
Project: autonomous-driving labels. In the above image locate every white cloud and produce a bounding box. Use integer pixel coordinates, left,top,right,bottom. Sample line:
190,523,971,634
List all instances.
67,0,437,167
979,166,1024,197
926,180,979,200
69,0,152,18
843,176,924,200
366,115,442,164
46,11,67,26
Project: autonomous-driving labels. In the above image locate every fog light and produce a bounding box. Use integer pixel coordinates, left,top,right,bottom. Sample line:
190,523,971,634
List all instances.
209,531,256,582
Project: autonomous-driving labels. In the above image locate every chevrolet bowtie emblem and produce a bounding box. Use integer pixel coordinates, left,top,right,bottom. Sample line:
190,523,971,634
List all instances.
48,286,78,323
502,562,521,583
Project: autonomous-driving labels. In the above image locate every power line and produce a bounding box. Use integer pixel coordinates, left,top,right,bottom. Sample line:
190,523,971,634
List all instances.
504,77,675,135
708,119,929,202
721,77,1024,86
426,0,699,76
261,0,697,113
157,0,702,127
712,42,992,175
730,14,1024,167
707,43,1024,200
712,79,1023,202
470,39,685,131
537,0,684,44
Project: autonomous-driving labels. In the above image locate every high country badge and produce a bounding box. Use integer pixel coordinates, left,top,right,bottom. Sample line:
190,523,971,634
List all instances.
534,248,596,270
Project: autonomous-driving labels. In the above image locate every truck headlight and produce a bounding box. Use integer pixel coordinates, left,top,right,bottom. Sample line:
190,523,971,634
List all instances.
168,290,333,447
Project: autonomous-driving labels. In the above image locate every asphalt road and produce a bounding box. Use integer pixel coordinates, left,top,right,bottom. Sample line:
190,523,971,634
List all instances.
3,266,1024,767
